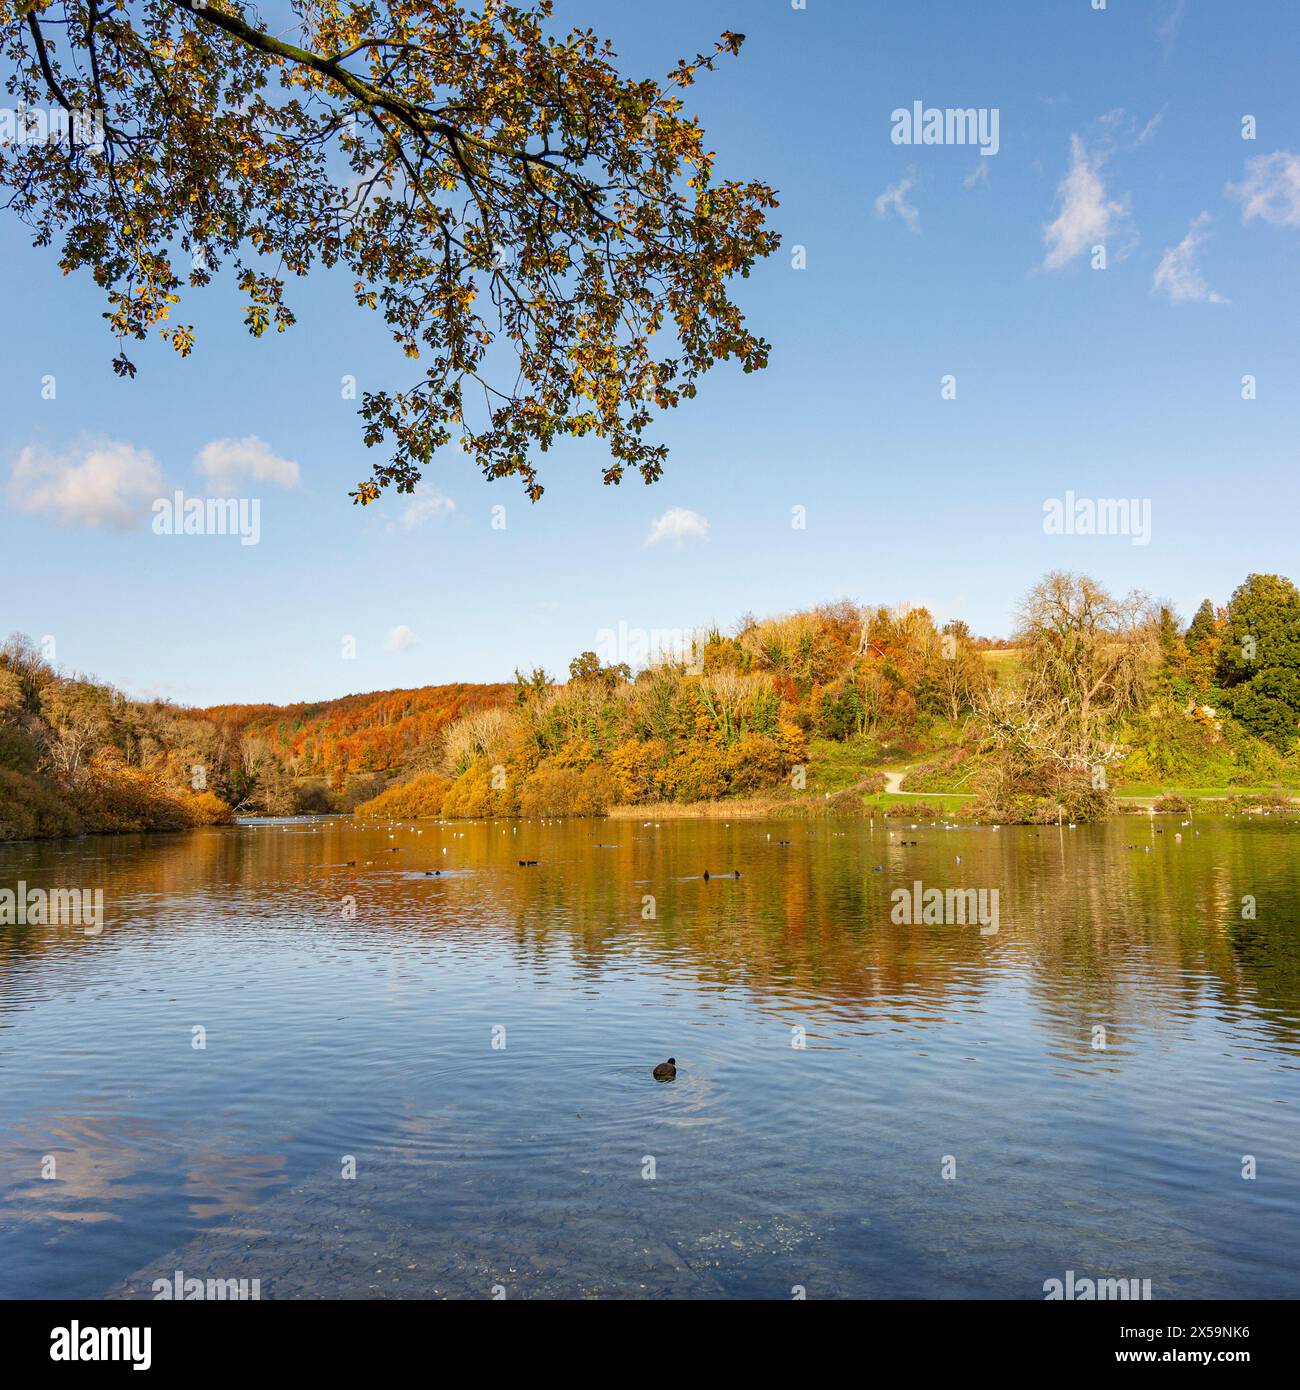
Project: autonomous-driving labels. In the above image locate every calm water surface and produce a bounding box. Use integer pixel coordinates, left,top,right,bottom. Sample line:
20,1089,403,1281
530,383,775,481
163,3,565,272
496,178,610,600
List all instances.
1,813,1297,1299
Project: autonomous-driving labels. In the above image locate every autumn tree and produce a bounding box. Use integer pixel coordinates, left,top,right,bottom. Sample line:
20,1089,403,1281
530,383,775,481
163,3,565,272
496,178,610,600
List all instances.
1183,598,1223,696
938,619,988,723
512,665,552,705
567,650,629,689
1,0,778,502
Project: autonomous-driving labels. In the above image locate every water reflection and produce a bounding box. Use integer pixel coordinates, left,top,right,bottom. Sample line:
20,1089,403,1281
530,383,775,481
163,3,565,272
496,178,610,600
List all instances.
0,814,1297,1298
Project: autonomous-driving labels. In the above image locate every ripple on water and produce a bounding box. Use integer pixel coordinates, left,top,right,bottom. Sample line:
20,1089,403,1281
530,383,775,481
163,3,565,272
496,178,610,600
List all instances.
1,815,1299,1298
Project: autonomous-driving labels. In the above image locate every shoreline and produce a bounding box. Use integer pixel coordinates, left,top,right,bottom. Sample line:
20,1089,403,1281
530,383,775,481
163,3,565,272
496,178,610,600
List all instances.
4,789,1297,845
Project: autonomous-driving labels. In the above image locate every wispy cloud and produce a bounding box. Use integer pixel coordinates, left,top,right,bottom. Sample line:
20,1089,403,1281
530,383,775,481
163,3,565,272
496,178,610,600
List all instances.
385,625,418,654
7,439,162,529
1153,214,1229,305
1098,106,1163,152
1135,110,1165,146
1042,135,1129,270
1227,150,1300,228
874,173,920,233
1156,0,1187,54
645,507,710,547
194,436,300,495
390,483,455,532
964,162,990,190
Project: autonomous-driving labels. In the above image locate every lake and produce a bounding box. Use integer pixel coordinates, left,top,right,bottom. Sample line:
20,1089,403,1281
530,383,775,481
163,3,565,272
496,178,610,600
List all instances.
1,812,1297,1299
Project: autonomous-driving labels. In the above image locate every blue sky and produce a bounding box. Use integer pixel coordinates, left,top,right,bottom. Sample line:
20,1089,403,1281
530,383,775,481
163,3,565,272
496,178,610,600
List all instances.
2,0,1299,706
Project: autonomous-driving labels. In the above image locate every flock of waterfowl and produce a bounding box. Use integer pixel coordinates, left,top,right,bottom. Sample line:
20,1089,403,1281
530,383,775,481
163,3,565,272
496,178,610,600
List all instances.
276,806,1212,1085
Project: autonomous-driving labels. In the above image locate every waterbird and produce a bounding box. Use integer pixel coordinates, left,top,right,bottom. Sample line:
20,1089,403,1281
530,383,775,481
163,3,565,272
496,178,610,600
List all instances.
653,1058,677,1081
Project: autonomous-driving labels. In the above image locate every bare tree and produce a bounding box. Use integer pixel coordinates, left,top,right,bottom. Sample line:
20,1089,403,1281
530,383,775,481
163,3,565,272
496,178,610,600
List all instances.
974,573,1160,818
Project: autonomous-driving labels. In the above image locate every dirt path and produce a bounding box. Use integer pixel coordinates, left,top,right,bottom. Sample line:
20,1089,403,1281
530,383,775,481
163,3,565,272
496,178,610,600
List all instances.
881,769,973,798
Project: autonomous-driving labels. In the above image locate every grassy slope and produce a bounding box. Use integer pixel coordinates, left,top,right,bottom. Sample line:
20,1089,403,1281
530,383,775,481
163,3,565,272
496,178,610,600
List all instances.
791,640,1299,811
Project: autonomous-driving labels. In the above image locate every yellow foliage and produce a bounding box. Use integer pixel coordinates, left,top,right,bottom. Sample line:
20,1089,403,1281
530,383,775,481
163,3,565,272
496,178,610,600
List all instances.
354,772,452,819
440,762,518,818
517,761,613,817
608,738,666,803
182,791,234,825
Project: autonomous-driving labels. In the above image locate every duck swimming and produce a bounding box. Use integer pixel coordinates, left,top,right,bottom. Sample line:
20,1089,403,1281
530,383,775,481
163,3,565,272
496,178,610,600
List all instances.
652,1057,677,1081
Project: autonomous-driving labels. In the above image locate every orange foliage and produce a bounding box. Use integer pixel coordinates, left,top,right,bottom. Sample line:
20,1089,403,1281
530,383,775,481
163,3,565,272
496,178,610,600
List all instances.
199,683,514,782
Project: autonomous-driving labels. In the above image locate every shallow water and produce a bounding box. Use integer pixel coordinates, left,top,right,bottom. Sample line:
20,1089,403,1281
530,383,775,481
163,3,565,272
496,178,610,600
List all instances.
1,813,1297,1299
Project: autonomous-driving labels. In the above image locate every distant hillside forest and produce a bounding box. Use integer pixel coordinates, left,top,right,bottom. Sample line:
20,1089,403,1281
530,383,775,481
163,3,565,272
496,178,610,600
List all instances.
0,652,511,840
3,570,1299,840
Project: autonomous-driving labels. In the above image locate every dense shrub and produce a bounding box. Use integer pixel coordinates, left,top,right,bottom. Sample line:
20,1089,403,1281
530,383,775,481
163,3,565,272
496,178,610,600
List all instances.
884,800,945,821
1228,789,1295,811
352,771,453,819
183,791,235,825
971,766,1113,825
0,769,83,840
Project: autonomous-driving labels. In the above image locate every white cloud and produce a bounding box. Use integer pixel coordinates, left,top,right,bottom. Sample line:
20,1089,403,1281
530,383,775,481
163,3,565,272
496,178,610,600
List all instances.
645,507,710,547
385,625,418,654
6,439,163,529
194,436,300,495
964,162,990,190
392,484,454,531
1153,214,1229,305
1096,107,1162,151
1156,0,1187,53
1043,136,1129,270
1135,110,1165,146
874,174,920,233
1227,151,1300,228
